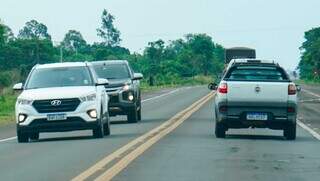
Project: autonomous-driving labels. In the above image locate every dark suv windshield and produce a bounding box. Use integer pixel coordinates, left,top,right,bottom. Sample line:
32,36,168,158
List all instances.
225,66,289,81
93,64,131,80
26,67,93,89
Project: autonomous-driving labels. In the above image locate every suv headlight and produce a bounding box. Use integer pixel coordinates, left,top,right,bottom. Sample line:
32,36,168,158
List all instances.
123,84,132,91
80,93,96,102
17,98,33,105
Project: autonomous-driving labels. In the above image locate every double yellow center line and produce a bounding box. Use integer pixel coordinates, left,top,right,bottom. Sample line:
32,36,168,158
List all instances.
72,92,214,181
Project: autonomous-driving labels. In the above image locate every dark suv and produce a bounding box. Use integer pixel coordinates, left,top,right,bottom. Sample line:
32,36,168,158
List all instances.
92,60,143,123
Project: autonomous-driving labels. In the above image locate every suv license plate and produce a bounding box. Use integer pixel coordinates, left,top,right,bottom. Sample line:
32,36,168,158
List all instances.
246,113,268,121
47,114,67,121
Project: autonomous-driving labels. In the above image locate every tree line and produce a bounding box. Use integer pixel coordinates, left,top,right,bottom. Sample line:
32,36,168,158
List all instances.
0,9,225,91
299,27,320,81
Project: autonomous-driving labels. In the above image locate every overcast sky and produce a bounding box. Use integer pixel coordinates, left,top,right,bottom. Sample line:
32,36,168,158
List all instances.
1,0,319,69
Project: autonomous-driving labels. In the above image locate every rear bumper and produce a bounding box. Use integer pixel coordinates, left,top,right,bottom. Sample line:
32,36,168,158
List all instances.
217,114,296,130
17,117,99,133
215,101,297,130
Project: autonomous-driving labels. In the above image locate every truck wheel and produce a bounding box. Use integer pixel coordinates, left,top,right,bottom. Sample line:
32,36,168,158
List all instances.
284,123,296,140
17,131,29,143
215,122,226,138
127,107,138,123
29,132,39,140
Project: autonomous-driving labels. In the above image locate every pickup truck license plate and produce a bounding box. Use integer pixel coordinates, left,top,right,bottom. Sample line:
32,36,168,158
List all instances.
47,113,67,121
246,113,268,121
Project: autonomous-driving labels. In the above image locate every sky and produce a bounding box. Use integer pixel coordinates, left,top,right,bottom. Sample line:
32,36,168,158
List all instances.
1,0,320,70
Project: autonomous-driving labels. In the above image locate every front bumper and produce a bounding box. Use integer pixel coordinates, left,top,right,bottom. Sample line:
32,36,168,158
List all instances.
17,117,99,133
107,90,136,116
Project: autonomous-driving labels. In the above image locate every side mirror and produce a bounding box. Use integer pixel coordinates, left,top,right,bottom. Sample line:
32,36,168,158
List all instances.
96,78,109,86
13,83,23,91
132,73,143,81
296,85,302,92
208,83,218,90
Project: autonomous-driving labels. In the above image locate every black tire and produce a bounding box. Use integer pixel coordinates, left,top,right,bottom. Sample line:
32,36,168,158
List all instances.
284,123,296,140
29,132,39,140
137,106,142,121
103,114,111,136
93,111,104,138
127,106,138,123
137,96,142,121
215,122,226,138
17,131,29,143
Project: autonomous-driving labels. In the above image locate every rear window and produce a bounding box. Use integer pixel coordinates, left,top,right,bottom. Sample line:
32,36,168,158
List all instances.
224,66,289,81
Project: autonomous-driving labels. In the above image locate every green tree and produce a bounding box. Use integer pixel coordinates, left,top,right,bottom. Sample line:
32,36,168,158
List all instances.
299,27,320,80
17,20,54,64
185,34,215,76
97,9,121,47
144,39,165,86
18,20,51,40
62,30,87,53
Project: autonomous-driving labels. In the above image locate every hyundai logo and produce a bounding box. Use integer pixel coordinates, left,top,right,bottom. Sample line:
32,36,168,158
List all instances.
255,86,261,93
51,100,62,106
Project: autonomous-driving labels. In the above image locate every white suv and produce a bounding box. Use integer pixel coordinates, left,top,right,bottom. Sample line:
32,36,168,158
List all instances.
13,62,110,143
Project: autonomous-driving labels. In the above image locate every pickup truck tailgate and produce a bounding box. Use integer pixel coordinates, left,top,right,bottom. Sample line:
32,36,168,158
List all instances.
227,81,288,103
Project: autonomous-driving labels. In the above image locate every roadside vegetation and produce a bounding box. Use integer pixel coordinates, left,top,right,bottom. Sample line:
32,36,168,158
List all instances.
298,27,320,83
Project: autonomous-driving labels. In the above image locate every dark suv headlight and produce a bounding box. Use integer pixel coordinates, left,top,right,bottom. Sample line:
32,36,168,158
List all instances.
122,91,134,101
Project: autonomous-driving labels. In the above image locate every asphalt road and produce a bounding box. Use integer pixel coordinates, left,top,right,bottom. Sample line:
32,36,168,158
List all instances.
0,86,209,181
0,84,319,181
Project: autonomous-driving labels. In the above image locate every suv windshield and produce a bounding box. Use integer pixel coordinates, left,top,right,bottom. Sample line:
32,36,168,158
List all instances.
93,64,130,79
225,66,289,81
26,67,93,89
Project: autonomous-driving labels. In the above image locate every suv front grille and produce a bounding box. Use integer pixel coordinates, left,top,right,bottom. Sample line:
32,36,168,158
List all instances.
109,95,119,104
32,98,81,113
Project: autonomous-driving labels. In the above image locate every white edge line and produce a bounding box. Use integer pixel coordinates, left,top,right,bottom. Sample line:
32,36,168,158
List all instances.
0,87,187,143
297,119,320,140
0,136,17,143
141,88,182,103
302,89,320,98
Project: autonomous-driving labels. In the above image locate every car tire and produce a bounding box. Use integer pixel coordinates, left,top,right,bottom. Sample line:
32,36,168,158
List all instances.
29,132,39,140
93,113,104,138
127,106,138,123
284,123,296,140
17,131,29,143
215,122,226,138
103,114,111,136
137,108,141,121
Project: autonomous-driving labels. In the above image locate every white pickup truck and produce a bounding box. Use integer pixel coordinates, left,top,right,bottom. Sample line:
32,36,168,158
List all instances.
210,59,298,140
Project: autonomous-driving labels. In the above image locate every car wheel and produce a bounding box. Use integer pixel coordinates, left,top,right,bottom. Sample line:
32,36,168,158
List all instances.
127,106,138,123
29,132,39,140
284,123,296,140
93,114,104,138
137,108,141,121
103,114,111,136
17,131,29,143
215,122,226,138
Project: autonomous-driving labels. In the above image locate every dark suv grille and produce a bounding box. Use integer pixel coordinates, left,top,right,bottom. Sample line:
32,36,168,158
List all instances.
32,98,81,113
109,95,119,104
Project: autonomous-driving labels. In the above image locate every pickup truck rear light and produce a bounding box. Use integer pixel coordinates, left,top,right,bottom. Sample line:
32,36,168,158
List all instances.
218,83,228,94
287,107,295,113
288,84,296,95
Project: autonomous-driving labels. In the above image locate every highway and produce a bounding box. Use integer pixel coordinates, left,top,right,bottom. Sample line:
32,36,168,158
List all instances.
0,85,320,181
